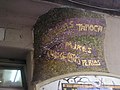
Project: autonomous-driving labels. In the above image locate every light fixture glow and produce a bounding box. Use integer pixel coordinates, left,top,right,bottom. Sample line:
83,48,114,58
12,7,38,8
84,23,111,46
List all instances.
10,70,17,82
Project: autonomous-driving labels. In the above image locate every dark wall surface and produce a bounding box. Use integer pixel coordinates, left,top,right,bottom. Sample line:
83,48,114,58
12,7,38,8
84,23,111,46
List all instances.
43,0,120,15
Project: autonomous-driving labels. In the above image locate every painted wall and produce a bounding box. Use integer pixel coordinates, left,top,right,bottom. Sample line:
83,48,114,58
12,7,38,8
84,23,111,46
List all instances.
0,27,33,59
105,15,120,75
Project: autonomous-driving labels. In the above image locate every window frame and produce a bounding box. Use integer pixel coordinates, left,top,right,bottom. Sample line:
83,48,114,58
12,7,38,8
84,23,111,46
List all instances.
0,59,28,90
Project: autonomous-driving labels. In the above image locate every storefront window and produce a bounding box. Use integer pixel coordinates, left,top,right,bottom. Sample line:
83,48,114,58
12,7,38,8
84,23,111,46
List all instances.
0,69,22,87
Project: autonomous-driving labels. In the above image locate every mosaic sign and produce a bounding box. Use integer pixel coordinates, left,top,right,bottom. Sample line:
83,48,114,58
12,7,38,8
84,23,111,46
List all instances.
33,8,108,82
45,18,105,67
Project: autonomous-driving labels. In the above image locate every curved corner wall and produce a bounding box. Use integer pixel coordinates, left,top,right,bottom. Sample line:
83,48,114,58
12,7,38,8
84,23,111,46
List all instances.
33,7,108,86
